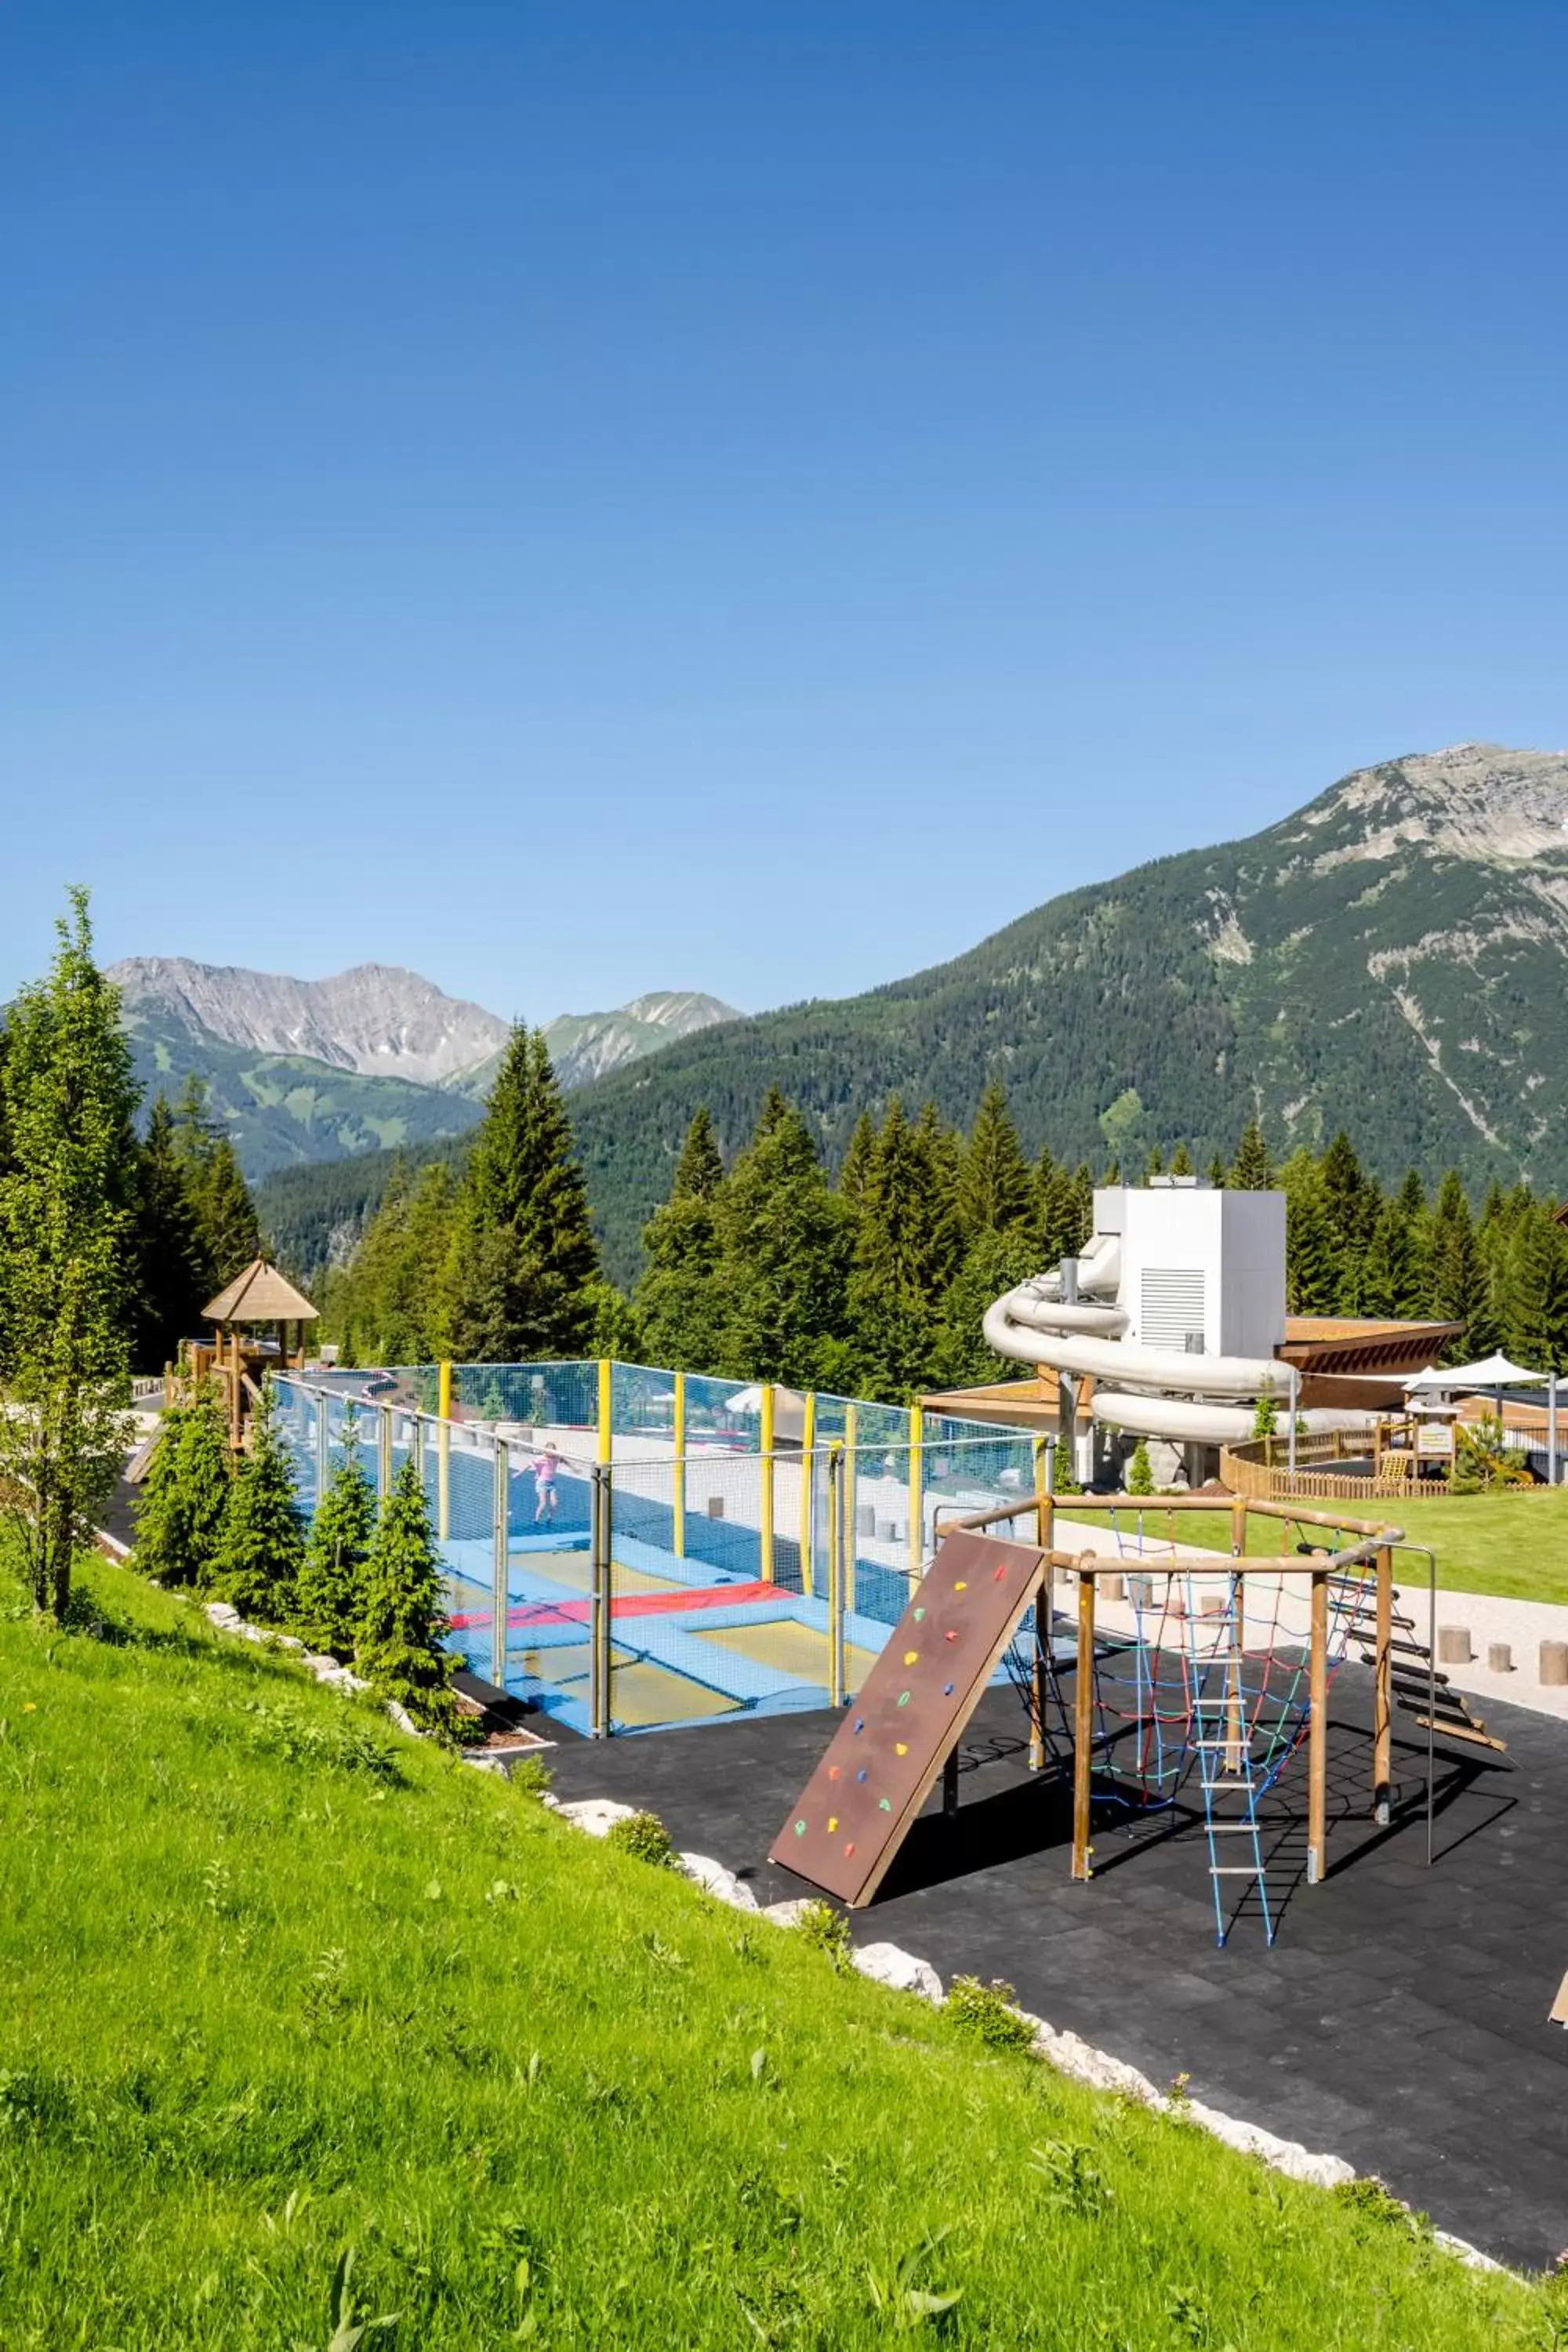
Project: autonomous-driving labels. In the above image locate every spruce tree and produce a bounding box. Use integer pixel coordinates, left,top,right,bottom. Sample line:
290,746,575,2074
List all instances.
209,1389,305,1624
713,1096,855,1388
957,1083,1033,1239
172,1075,261,1284
1127,1439,1154,1496
1318,1131,1377,1309
1229,1119,1273,1191
1499,1206,1568,1373
1361,1196,1422,1321
1279,1151,1338,1316
132,1094,212,1369
358,1456,459,1741
1168,1141,1194,1178
1429,1174,1496,1359
636,1109,728,1370
136,1379,232,1590
296,1413,376,1657
929,1227,1042,1388
838,1110,879,1210
0,891,139,1618
848,1097,963,1399
446,1026,600,1360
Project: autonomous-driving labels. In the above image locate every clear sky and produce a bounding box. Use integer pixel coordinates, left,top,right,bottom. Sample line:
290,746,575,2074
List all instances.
3,2,1566,1021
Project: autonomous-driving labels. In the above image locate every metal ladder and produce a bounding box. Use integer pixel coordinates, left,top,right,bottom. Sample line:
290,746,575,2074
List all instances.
1183,1574,1276,1947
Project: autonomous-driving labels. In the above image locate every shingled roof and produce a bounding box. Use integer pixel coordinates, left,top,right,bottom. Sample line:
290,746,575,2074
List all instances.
203,1258,319,1324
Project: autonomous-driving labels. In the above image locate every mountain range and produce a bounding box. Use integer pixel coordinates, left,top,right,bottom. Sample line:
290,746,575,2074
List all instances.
221,741,1568,1287
109,956,736,1179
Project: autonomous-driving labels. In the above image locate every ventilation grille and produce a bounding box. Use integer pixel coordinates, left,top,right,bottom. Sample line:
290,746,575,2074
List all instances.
1139,1268,1207,1353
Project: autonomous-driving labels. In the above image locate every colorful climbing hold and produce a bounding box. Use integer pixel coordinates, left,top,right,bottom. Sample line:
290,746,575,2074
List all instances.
844,1842,855,1858
994,1563,1007,1581
945,1629,960,1642
878,1797,892,1813
895,1741,909,1756
828,1764,840,1780
903,1650,919,1666
897,1690,911,1707
854,1719,865,1733
793,1820,807,1837
856,1768,868,1782
913,1606,927,1622
943,1682,955,1697
954,1580,967,1592
827,1816,839,1834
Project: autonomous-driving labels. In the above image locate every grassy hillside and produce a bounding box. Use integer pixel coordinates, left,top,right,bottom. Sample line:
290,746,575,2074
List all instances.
0,1555,1553,2346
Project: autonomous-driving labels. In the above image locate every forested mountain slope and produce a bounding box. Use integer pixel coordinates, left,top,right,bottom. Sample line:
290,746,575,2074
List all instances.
568,745,1568,1274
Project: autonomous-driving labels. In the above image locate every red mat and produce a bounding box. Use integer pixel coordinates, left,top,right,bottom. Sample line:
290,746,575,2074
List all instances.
448,1578,776,1632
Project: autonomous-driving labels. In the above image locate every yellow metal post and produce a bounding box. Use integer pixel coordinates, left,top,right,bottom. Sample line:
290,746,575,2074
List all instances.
908,1406,925,1579
673,1371,687,1559
800,1390,817,1596
437,1359,452,1543
844,1402,858,1616
597,1357,612,1466
760,1384,775,1584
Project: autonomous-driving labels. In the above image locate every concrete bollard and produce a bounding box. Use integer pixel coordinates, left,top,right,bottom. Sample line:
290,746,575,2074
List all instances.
1128,1577,1154,1610
706,1495,724,1519
1487,1642,1514,1675
1541,1641,1568,1688
1437,1625,1472,1665
857,1504,877,1538
1200,1595,1226,1617
1102,1575,1126,1602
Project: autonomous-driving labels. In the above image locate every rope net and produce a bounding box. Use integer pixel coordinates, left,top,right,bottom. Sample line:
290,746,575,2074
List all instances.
1004,1506,1373,1812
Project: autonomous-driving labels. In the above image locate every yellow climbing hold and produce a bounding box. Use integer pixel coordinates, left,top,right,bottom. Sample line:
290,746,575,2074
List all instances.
903,1650,919,1666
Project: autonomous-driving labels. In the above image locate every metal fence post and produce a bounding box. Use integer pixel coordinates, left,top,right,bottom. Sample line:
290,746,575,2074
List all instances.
597,1359,613,1466
378,1405,393,1503
492,1436,510,1690
827,1441,845,1707
590,1462,612,1737
315,1390,328,1509
437,1359,452,1541
673,1370,687,1558
844,1403,858,1617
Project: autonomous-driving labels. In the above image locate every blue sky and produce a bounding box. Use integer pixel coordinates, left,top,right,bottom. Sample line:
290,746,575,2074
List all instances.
3,2,1566,1021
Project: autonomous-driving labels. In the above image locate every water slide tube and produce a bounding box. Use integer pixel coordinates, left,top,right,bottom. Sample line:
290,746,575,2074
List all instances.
982,1254,1375,1448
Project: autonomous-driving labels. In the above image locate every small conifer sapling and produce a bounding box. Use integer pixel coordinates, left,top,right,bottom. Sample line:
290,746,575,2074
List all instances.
296,1408,376,1657
209,1388,305,1624
358,1457,460,1743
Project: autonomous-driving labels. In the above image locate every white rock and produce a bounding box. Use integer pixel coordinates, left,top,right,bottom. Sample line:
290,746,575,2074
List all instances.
554,1797,640,1838
384,1699,419,1737
1185,2099,1354,2188
272,1634,304,1652
852,1942,943,2003
1027,2019,1165,2107
762,1898,821,1928
1432,2228,1507,2274
204,1602,241,1626
677,1853,759,1911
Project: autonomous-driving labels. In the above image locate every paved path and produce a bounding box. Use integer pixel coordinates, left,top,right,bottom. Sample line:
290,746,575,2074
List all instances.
550,1668,1568,2271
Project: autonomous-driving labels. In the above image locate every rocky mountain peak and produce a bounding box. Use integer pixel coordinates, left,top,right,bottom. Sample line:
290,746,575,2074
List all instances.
1289,743,1568,873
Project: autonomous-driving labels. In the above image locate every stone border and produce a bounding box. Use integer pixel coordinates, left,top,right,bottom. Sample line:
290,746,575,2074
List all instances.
546,1795,1507,2278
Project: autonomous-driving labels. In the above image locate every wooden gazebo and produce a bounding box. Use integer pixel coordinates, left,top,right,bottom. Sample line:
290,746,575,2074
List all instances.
196,1258,319,1446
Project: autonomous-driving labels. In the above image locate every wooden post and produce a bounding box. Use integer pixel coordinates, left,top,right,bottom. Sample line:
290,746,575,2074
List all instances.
228,1329,242,1451
1225,1571,1246,1769
1308,1566,1328,1884
1072,1568,1095,1882
1373,1542,1393,1824
1230,1494,1247,1559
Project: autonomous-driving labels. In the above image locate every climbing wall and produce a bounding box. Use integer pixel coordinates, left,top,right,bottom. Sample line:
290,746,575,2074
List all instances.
768,1528,1047,1907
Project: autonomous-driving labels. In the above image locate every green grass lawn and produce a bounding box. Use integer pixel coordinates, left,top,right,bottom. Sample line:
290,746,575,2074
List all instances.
1085,1494,1568,1606
0,1558,1558,2347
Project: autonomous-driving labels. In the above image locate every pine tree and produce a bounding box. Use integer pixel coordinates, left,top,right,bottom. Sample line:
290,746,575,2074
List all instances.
132,1094,212,1369
1361,1196,1423,1321
1428,1178,1496,1362
1127,1439,1154,1496
172,1075,260,1284
1318,1131,1377,1310
296,1413,376,1656
929,1228,1042,1388
447,1026,601,1360
209,1389,306,1624
358,1456,459,1741
957,1083,1033,1239
713,1096,855,1389
1051,1428,1081,1494
848,1097,963,1399
0,891,139,1618
636,1109,729,1372
1279,1151,1338,1316
1499,1206,1568,1373
1205,1154,1226,1189
1168,1141,1194,1178
838,1110,879,1210
1229,1119,1272,1191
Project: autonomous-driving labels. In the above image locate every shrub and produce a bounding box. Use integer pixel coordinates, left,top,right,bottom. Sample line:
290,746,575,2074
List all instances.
945,1976,1036,2053
604,1809,677,1868
795,1899,852,1971
134,1384,232,1590
509,1754,554,1800
1127,1440,1154,1497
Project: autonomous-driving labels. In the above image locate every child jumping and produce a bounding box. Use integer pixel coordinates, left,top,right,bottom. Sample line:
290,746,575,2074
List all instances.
531,1442,562,1523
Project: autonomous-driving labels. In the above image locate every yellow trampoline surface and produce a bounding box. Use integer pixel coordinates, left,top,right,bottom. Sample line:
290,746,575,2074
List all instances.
693,1618,880,1689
